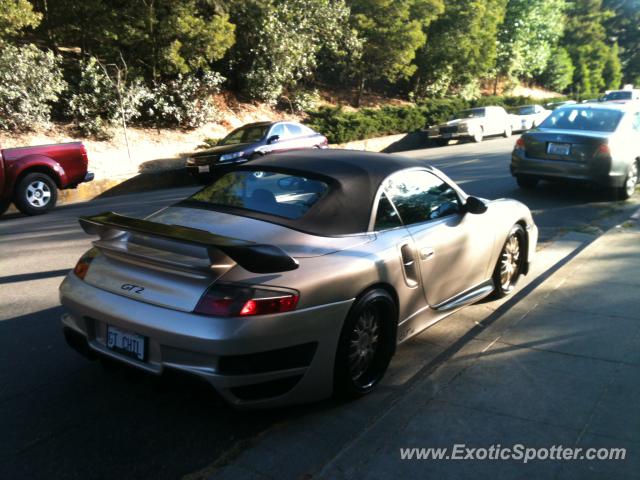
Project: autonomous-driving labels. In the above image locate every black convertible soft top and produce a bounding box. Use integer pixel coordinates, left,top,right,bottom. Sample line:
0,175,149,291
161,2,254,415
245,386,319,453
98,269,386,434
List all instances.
180,149,433,236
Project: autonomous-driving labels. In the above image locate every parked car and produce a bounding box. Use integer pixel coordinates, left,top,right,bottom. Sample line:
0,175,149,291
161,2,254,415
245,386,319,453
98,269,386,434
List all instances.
511,105,551,131
60,149,537,408
511,103,640,199
0,142,93,216
428,106,514,144
603,89,640,102
186,121,328,179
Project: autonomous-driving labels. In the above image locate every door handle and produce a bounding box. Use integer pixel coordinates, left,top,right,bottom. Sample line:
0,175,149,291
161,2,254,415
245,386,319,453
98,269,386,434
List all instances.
420,247,435,260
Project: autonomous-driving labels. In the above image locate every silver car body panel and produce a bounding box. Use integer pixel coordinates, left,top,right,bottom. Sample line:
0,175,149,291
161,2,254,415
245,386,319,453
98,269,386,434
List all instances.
60,156,538,409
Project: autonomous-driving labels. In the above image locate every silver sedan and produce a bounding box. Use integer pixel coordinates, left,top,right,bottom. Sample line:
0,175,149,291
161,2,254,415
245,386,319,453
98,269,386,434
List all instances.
60,150,538,409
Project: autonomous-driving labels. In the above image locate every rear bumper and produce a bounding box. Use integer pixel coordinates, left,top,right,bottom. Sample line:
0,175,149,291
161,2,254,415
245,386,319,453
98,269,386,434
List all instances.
59,273,353,409
510,151,625,188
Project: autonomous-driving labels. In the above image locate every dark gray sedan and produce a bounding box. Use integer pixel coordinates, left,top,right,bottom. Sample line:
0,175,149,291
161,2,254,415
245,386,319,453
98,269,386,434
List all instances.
511,103,640,199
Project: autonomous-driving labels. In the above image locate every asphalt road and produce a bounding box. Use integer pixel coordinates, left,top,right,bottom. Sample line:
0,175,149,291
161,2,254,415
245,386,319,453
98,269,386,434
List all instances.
1,136,638,479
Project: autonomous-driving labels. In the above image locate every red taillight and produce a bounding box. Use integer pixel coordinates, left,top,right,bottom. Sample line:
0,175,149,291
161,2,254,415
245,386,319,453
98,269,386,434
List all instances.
80,143,88,162
239,295,299,316
194,285,299,317
73,248,98,280
597,144,610,155
515,137,525,149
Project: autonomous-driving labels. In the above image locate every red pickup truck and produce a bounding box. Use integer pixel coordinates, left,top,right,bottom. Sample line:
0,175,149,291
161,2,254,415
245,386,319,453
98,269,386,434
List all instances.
0,142,93,216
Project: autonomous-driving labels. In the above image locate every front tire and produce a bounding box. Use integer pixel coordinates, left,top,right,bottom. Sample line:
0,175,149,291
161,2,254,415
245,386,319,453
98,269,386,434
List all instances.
491,225,525,298
616,160,638,200
14,172,58,215
333,289,396,399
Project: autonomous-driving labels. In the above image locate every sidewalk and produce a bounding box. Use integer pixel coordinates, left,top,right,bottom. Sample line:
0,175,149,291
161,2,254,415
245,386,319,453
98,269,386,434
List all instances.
202,218,640,480
318,219,640,479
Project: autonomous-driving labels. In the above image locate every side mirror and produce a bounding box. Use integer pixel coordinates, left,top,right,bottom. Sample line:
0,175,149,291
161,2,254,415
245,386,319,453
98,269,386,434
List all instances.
267,135,280,145
465,196,488,214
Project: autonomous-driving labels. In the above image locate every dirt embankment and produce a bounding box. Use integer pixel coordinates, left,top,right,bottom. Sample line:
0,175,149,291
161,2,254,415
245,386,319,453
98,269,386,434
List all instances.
0,95,301,183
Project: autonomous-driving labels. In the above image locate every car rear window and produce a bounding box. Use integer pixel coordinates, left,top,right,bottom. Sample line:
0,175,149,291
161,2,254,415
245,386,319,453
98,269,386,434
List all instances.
605,91,632,101
539,108,623,132
188,171,328,219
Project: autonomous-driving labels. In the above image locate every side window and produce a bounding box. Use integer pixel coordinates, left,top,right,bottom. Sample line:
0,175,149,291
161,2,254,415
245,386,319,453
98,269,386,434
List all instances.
373,193,403,230
285,123,303,137
383,170,461,226
269,124,286,138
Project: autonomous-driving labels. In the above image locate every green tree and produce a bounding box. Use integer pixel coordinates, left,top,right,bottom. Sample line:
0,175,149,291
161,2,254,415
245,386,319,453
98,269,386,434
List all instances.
561,0,616,96
603,0,640,85
347,0,444,105
414,0,508,99
539,47,575,91
229,0,356,104
603,42,623,89
0,0,41,41
496,0,567,83
35,0,235,81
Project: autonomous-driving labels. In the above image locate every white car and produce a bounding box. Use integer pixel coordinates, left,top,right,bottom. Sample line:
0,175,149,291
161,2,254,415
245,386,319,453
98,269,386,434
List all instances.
428,106,514,144
512,105,550,131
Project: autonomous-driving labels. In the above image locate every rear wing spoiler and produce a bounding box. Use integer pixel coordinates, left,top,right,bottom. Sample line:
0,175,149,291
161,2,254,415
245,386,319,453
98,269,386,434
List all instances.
78,212,299,274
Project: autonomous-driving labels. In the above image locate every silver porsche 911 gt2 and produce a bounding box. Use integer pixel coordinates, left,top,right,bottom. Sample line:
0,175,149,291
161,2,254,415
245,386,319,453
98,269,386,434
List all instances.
60,150,538,409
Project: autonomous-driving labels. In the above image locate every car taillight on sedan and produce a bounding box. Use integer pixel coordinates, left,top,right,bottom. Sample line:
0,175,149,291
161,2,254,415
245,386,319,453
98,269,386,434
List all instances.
194,284,299,317
73,248,99,280
515,137,525,150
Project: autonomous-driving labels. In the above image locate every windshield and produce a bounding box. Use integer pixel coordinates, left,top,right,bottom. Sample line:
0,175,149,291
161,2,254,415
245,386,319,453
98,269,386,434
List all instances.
519,106,537,115
539,107,623,132
188,171,328,219
219,125,269,146
455,108,485,119
605,91,633,101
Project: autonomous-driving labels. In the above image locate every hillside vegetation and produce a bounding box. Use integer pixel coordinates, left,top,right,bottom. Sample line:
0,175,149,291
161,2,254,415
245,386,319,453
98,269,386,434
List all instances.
0,0,637,143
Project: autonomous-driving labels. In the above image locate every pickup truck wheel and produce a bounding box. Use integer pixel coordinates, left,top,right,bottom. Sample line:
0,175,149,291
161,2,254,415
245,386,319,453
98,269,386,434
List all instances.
14,173,58,215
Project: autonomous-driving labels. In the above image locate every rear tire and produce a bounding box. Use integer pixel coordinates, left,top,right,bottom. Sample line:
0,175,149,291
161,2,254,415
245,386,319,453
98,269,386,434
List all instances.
616,160,638,200
333,289,396,399
491,225,525,298
516,175,539,189
14,172,58,215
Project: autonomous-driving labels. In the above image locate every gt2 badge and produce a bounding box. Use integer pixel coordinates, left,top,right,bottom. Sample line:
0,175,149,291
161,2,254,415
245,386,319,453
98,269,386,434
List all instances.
121,283,144,294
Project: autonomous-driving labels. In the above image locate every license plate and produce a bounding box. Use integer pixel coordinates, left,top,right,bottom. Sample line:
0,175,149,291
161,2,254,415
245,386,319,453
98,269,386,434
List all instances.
107,325,147,361
547,142,571,156
198,165,210,173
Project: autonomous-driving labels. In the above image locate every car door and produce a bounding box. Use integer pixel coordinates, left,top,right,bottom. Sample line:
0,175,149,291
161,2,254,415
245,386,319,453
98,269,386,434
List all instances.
383,169,494,307
266,123,289,153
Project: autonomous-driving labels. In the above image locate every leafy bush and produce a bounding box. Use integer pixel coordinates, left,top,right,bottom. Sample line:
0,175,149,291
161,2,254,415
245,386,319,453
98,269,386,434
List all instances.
0,44,66,131
68,57,148,139
288,89,320,112
144,72,224,129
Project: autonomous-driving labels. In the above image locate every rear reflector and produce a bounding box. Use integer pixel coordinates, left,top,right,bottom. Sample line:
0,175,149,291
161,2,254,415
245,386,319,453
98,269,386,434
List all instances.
73,248,99,280
194,284,299,317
